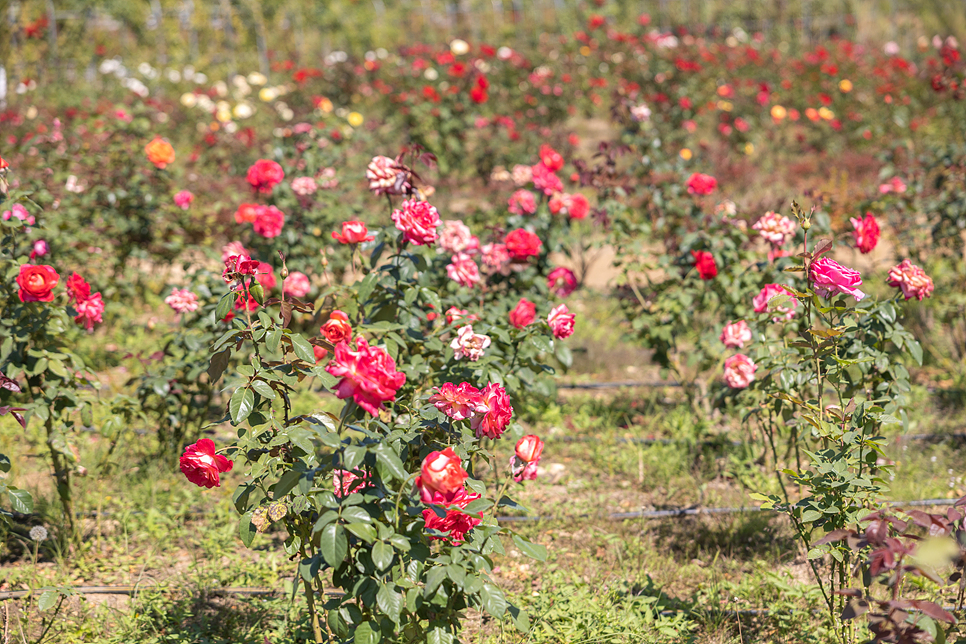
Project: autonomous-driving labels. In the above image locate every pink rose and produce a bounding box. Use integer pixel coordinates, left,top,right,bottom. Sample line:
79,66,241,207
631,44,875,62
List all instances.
511,164,533,186
878,176,907,194
547,267,578,297
510,435,544,483
887,259,934,301
221,241,250,262
333,469,370,497
753,284,798,321
367,155,409,195
850,213,880,254
508,189,537,215
30,240,49,260
332,221,374,244
438,220,476,254
291,176,318,196
446,253,480,288
252,205,285,238
470,382,513,439
246,159,285,193
480,243,511,275
165,288,200,314
810,257,865,301
753,211,795,246
255,262,276,291
325,337,407,416
531,162,563,195
723,354,756,389
174,190,194,210
284,271,311,298
180,438,233,488
720,321,752,349
392,199,441,245
451,325,491,361
429,382,488,421
74,292,104,331
547,304,575,339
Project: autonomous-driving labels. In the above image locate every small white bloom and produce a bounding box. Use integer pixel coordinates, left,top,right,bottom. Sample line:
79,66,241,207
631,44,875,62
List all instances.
29,525,48,542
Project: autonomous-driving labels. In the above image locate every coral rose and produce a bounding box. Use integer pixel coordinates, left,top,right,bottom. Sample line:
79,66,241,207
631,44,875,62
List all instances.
417,447,468,501
332,221,374,244
509,298,536,329
887,259,934,301
504,228,542,260
392,199,441,245
17,265,59,302
539,144,564,172
810,257,865,301
724,354,756,389
235,203,260,224
145,136,175,169
511,434,544,482
252,205,285,238
246,159,285,193
321,310,352,344
180,438,233,488
850,213,880,254
325,337,406,416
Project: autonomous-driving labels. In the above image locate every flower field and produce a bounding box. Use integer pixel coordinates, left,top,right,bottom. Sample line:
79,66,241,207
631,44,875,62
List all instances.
6,3,966,643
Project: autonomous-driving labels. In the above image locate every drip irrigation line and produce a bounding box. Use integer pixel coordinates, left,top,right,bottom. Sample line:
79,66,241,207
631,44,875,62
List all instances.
0,585,344,601
549,432,966,448
557,380,687,389
495,498,962,523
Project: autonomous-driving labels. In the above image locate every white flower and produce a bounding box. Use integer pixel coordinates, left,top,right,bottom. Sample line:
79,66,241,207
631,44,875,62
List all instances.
29,525,48,542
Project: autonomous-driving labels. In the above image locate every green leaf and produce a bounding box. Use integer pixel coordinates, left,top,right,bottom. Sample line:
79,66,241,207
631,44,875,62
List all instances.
273,470,303,500
374,444,407,481
480,583,507,617
239,511,256,547
229,387,256,424
342,506,372,524
509,605,530,632
906,339,923,366
7,488,33,513
320,524,348,567
37,589,59,611
356,272,378,304
299,553,323,582
345,522,377,543
353,621,381,644
529,334,554,354
372,541,393,571
424,566,447,597
801,509,823,523
207,349,231,384
512,534,547,561
215,292,238,322
289,333,316,363
376,584,403,623
251,379,276,400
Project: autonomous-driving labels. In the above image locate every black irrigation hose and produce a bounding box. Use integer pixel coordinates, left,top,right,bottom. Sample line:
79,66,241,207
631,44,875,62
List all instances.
496,498,962,523
557,380,687,389
548,432,966,448
0,585,345,601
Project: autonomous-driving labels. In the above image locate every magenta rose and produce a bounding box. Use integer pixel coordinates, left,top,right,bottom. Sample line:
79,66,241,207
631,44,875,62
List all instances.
470,382,513,439
392,199,441,245
326,337,406,416
810,257,865,301
547,304,575,339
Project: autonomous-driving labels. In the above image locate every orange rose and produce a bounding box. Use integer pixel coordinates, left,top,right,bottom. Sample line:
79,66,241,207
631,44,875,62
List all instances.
235,203,261,224
321,310,352,344
16,264,59,302
145,136,175,169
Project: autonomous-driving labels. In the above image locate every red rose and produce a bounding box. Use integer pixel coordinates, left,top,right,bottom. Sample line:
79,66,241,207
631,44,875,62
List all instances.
686,172,718,196
515,435,544,462
421,487,482,543
509,298,537,329
65,272,91,304
326,337,406,416
539,144,564,172
180,438,233,488
321,310,352,344
246,159,285,193
332,221,374,244
691,250,717,280
850,213,880,254
469,86,488,103
16,264,59,302
504,228,542,260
